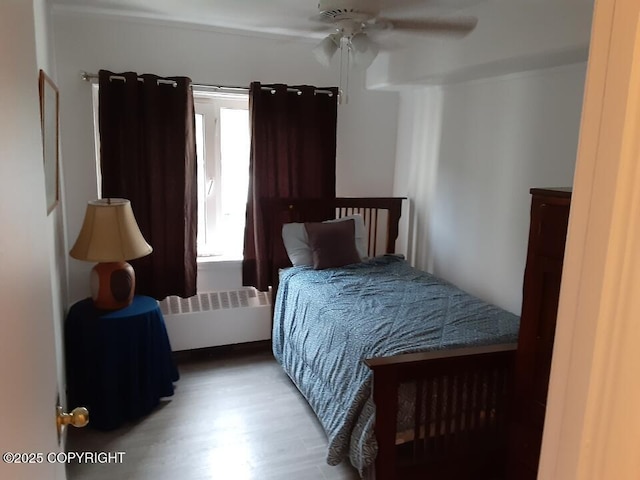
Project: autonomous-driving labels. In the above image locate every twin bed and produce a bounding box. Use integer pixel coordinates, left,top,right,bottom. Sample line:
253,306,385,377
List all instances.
269,197,520,479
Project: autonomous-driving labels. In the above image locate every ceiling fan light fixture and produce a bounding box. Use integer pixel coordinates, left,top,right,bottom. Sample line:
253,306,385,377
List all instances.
312,0,479,105
313,32,342,67
350,32,368,53
349,33,378,70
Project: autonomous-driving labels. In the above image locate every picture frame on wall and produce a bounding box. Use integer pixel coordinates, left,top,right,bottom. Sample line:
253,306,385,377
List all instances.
38,69,59,215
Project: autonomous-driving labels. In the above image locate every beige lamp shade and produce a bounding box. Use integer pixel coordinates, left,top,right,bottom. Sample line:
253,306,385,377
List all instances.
70,198,152,262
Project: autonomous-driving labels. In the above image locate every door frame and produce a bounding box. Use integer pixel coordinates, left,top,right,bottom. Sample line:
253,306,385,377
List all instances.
539,0,640,477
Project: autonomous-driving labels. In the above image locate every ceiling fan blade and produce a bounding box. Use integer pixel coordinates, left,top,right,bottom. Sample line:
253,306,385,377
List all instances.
309,12,332,24
379,0,425,8
380,0,485,10
308,23,335,33
375,16,478,36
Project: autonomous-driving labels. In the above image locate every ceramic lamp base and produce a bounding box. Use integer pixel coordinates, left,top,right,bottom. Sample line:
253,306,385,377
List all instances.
90,261,135,310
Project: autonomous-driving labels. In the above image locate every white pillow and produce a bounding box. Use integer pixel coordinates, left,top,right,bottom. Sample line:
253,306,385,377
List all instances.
282,214,368,267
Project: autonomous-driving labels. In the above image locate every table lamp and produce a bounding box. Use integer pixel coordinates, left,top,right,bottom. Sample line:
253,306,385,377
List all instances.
70,198,152,310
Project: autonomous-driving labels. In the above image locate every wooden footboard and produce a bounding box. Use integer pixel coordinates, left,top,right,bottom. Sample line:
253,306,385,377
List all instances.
365,343,517,480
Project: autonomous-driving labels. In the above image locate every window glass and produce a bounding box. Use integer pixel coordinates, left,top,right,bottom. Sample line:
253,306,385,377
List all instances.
219,107,250,258
193,93,250,260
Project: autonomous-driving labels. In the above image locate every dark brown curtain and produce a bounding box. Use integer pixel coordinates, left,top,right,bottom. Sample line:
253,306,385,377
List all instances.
99,70,197,300
242,82,339,291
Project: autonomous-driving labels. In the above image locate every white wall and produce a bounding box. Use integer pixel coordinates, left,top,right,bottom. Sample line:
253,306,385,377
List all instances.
394,64,586,314
51,12,399,302
34,0,70,422
0,1,66,479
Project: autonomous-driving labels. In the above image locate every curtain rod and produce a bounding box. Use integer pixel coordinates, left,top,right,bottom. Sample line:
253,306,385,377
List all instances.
80,71,334,97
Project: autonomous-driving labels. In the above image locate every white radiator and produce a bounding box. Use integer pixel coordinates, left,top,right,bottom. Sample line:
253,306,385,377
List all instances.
159,288,272,352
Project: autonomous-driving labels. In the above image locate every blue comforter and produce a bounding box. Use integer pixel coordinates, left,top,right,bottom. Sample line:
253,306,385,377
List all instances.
272,256,520,475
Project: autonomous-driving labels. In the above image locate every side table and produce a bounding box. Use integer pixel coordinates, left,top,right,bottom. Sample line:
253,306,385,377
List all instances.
65,295,179,430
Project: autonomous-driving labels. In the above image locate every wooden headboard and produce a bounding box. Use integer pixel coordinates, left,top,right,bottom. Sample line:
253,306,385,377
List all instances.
268,197,405,298
268,197,404,304
271,196,403,255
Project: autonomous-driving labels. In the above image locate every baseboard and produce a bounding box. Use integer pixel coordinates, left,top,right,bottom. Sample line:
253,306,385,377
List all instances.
172,339,272,364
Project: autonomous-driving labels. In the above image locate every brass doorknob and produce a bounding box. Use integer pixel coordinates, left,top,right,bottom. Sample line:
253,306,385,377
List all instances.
56,406,89,434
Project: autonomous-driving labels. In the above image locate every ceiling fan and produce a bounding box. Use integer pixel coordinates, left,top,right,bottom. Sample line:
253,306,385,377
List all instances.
312,0,478,70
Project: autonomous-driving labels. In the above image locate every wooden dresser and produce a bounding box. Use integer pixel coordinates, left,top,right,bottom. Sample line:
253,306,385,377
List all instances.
508,188,572,479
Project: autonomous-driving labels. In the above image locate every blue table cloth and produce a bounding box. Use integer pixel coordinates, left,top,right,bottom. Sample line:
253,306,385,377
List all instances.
65,295,179,430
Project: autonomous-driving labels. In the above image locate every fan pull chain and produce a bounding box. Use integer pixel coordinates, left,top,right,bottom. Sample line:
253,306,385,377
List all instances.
338,36,345,104
338,35,350,105
345,37,351,104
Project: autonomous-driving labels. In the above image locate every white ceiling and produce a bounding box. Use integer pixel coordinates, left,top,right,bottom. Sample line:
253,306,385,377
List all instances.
50,0,594,85
50,0,486,42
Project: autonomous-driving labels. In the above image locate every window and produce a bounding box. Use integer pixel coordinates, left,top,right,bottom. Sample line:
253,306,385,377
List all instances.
194,92,250,260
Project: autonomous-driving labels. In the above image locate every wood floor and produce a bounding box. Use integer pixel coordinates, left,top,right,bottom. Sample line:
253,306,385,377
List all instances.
66,346,360,480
